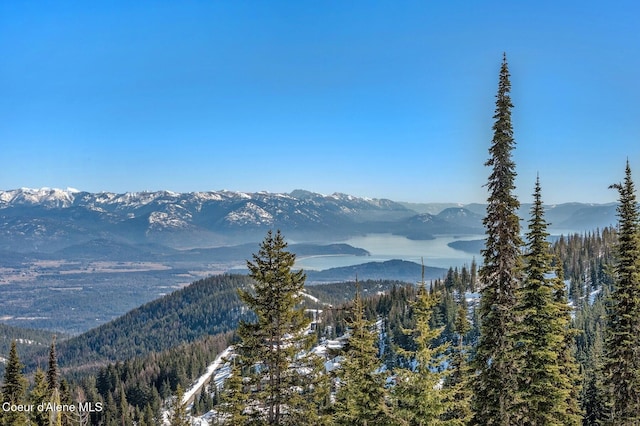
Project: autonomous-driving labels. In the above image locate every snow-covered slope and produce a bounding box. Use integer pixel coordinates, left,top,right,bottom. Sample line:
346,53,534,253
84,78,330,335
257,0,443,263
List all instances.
0,188,616,252
0,188,418,250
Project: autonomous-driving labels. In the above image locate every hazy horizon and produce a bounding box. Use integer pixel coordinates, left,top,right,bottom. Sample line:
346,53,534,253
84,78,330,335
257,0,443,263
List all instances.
0,185,620,207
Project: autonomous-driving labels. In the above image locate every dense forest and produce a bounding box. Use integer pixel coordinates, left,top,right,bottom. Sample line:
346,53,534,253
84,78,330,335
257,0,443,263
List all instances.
27,274,256,370
2,55,640,425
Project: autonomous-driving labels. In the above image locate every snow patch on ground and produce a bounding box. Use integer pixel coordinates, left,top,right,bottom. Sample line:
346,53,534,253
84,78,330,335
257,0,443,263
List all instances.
183,347,233,406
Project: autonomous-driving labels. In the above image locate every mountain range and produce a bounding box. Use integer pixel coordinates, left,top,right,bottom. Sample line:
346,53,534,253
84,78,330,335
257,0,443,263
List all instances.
0,188,618,252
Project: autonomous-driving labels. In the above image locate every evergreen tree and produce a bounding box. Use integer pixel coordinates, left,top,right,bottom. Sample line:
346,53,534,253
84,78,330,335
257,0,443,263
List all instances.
47,337,59,392
472,53,524,426
1,340,28,426
443,303,473,425
582,324,608,425
470,257,478,292
169,385,190,426
552,263,583,423
119,385,133,426
195,388,211,415
334,282,391,426
391,277,453,425
142,404,157,426
511,177,581,425
29,368,51,426
103,392,118,426
236,229,328,425
217,358,248,425
603,161,640,424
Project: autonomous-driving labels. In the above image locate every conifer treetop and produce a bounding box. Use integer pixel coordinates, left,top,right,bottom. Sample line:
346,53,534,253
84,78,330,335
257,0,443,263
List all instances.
484,53,518,207
47,336,59,392
1,340,29,425
603,160,640,423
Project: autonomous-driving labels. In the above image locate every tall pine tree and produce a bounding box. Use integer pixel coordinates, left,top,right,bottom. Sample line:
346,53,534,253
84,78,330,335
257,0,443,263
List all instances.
472,53,523,426
334,282,391,426
47,337,59,392
603,160,640,424
512,177,581,425
236,229,328,425
391,266,454,425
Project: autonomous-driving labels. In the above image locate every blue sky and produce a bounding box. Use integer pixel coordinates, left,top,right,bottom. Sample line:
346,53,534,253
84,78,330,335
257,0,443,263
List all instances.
1,1,639,204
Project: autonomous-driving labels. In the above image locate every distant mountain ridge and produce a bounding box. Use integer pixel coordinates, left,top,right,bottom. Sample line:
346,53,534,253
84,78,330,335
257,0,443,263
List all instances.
0,188,618,252
306,259,446,284
0,188,414,251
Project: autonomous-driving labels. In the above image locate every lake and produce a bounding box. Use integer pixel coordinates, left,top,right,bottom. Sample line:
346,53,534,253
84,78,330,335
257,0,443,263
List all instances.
294,233,486,271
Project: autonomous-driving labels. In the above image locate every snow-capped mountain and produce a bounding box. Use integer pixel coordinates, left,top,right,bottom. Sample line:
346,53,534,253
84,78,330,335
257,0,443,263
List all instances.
0,187,78,208
0,188,617,252
0,188,421,251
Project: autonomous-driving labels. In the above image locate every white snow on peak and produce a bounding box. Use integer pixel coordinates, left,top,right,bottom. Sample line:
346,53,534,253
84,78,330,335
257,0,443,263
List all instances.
330,192,357,201
218,190,252,199
224,202,274,225
148,204,193,230
192,192,224,202
0,188,76,207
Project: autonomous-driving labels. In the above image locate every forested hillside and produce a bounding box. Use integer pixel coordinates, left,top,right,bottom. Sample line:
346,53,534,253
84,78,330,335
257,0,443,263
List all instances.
26,274,254,370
